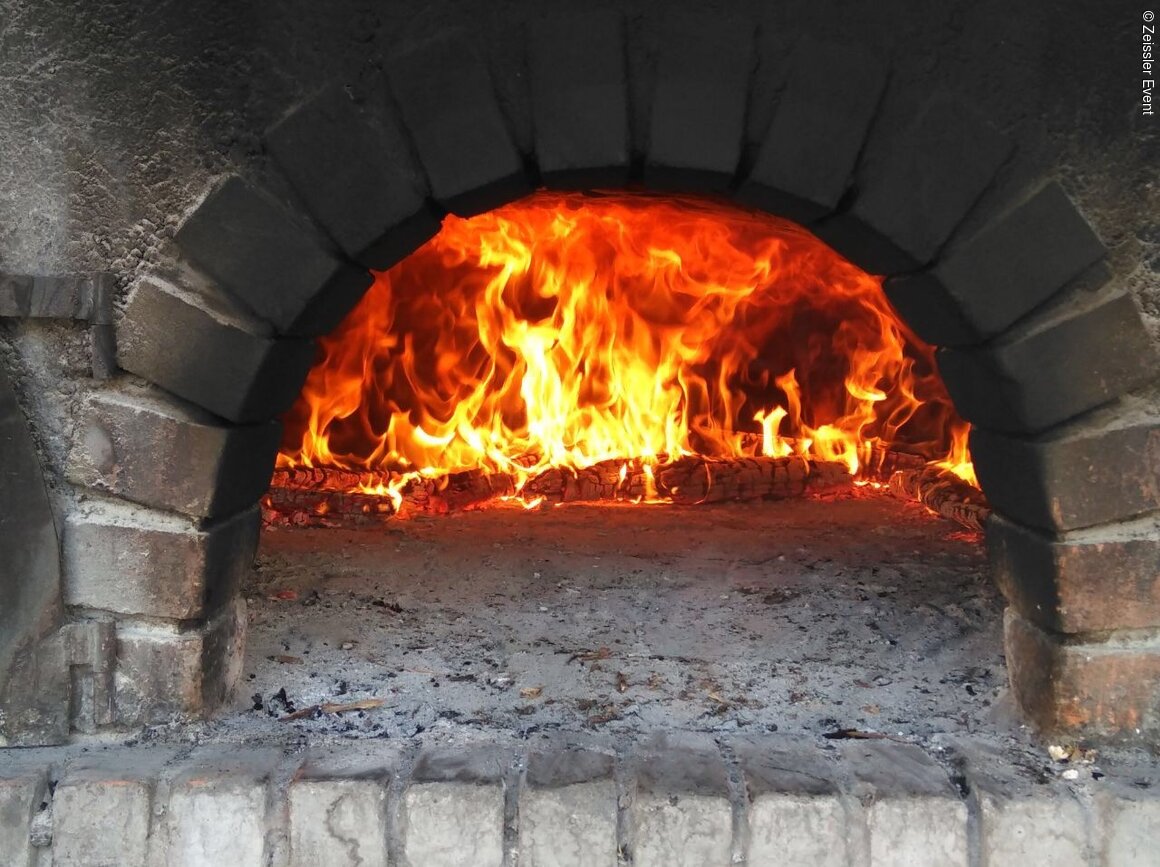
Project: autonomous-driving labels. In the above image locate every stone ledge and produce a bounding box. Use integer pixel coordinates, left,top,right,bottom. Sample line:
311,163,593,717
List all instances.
1,736,1150,866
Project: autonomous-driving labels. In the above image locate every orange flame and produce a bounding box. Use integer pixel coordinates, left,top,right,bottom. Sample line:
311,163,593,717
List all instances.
278,192,973,498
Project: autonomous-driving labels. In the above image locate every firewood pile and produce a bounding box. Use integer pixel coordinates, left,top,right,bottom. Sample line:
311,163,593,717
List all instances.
263,445,989,534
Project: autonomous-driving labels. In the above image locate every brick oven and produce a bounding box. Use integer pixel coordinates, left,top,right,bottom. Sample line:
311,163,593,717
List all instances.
1,1,1158,864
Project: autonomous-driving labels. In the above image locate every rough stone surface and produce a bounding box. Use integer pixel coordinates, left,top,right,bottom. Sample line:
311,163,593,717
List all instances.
386,34,532,217
66,388,281,519
736,736,848,866
815,97,1012,275
164,748,279,867
885,182,1106,346
840,741,968,867
970,396,1160,532
520,748,617,867
265,77,440,272
400,782,504,867
644,11,754,191
289,778,388,867
631,733,732,867
737,37,887,222
528,11,630,190
52,751,174,867
114,598,246,726
1004,608,1160,740
938,287,1159,435
0,768,45,867
989,512,1160,633
63,502,259,620
175,175,373,336
117,274,317,425
1096,782,1160,867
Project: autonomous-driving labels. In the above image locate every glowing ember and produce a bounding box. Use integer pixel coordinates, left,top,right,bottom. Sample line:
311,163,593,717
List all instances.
277,192,974,505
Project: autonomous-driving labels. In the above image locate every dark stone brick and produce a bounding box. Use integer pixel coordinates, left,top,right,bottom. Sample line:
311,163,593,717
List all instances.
736,37,887,223
63,503,260,621
814,97,1013,275
0,365,67,746
637,732,729,796
66,389,281,520
527,748,615,788
412,746,509,784
175,176,373,336
1004,608,1160,741
265,79,441,272
117,275,315,425
386,35,533,216
885,183,1107,346
971,396,1160,532
936,289,1158,435
990,512,1160,633
528,11,630,189
643,12,754,192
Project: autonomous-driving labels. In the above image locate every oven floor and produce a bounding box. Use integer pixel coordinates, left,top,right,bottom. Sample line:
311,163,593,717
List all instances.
192,491,1017,745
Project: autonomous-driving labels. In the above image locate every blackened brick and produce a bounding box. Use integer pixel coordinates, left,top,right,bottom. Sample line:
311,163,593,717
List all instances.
643,12,754,191
1004,609,1160,740
529,11,630,189
118,276,315,425
990,512,1160,633
176,176,372,336
387,35,532,216
937,289,1157,435
815,97,1012,274
737,37,886,223
971,397,1160,532
885,183,1106,346
66,389,280,520
265,80,441,272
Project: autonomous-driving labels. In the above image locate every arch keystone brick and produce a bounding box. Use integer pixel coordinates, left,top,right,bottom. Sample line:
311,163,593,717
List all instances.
643,12,755,192
737,37,887,223
528,11,631,189
264,79,441,272
386,34,533,217
175,175,373,336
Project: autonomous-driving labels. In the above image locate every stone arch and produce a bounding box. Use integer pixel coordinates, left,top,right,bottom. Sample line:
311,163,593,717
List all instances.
66,11,1158,739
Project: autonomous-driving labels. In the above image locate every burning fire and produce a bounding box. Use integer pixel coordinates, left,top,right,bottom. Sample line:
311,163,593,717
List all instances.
277,192,974,506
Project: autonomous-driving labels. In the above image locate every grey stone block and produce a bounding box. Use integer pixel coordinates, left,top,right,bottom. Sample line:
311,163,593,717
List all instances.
176,176,373,337
66,388,281,520
970,395,1160,532
401,745,507,867
528,11,630,189
165,748,281,867
114,598,246,726
0,767,46,867
63,502,258,620
631,733,732,867
117,275,316,424
815,97,1012,274
737,37,887,223
735,736,848,866
938,287,1158,435
949,738,1087,867
1095,773,1160,867
644,11,754,191
839,741,968,867
52,750,175,867
265,78,441,272
885,182,1106,346
521,748,617,867
289,779,388,867
387,35,532,217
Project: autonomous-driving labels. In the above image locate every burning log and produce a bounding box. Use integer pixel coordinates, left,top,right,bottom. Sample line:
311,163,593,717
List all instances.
887,466,991,533
263,455,853,526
